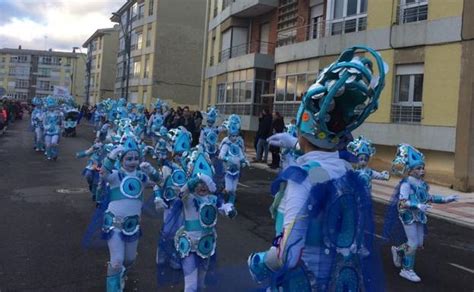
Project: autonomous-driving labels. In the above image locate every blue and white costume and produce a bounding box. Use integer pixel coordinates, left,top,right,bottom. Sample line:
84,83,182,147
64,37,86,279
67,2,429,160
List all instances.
383,144,458,283
76,142,110,202
43,96,64,160
100,137,161,292
173,149,234,292
249,46,387,291
347,135,389,191
153,126,169,167
218,114,249,206
153,126,192,275
31,97,45,152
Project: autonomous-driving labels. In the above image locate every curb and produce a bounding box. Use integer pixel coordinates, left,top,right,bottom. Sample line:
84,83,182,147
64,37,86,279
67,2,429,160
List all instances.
250,161,474,230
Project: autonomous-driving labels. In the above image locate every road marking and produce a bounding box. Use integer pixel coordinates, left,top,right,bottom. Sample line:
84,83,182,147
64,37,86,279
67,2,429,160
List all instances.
238,182,250,188
449,263,474,274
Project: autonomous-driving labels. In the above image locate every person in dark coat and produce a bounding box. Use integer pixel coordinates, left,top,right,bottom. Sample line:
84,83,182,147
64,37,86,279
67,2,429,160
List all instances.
254,108,272,163
269,111,285,168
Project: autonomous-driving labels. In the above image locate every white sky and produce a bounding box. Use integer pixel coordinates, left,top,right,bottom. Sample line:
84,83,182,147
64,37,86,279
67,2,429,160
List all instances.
0,0,123,52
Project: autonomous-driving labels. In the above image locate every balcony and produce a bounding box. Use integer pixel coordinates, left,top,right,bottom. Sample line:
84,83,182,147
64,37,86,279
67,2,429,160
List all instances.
209,0,278,30
206,41,274,78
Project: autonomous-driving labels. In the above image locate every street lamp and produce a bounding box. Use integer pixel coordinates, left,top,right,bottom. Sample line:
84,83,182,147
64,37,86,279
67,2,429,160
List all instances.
112,11,131,101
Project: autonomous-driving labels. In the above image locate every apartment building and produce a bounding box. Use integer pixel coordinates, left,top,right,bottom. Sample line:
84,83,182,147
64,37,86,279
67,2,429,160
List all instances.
201,0,474,191
111,0,207,109
83,26,120,105
0,47,86,103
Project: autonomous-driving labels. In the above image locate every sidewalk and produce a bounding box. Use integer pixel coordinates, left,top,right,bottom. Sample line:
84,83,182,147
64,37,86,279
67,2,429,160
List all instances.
246,149,474,229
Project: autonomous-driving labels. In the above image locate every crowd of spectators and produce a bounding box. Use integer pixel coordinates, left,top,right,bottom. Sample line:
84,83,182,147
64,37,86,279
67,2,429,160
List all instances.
0,98,25,134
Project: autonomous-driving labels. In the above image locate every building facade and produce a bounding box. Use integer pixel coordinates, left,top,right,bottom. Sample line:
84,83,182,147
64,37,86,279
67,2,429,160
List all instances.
201,0,474,191
83,27,120,105
111,0,207,109
0,47,86,103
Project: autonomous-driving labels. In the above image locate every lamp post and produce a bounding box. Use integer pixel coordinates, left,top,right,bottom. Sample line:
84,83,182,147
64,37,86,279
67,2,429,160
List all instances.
112,11,131,101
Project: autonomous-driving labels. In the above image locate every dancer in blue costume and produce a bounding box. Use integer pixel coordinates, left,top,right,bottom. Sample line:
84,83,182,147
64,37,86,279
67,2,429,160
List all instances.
100,137,161,291
347,135,389,190
200,107,225,191
218,114,248,208
43,96,64,160
249,46,387,291
383,144,458,283
173,148,235,292
31,97,45,152
153,126,169,167
153,126,192,277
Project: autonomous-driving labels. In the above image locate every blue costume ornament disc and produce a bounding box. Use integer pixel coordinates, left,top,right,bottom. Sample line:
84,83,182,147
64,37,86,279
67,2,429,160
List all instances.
199,204,217,227
197,233,216,258
171,169,187,186
120,177,143,199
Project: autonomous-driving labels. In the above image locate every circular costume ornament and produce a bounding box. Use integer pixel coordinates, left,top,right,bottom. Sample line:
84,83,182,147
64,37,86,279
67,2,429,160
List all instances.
206,131,218,145
199,203,217,228
171,169,187,187
176,232,192,258
122,215,140,236
196,233,216,258
120,176,143,199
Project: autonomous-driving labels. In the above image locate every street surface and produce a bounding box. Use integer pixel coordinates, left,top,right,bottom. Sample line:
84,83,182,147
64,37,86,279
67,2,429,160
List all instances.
0,118,473,291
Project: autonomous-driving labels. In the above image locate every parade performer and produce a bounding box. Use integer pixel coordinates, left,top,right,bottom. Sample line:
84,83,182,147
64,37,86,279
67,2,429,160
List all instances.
153,126,192,275
76,141,111,202
43,96,64,160
100,137,161,291
199,107,225,189
30,97,45,152
347,135,390,190
384,144,458,283
153,126,169,167
172,149,235,292
248,46,387,291
218,114,249,209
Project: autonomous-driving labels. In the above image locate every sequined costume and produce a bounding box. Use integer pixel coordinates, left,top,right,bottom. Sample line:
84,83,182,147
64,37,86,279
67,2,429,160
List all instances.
383,144,458,283
249,46,387,291
218,114,249,207
31,97,45,152
43,96,64,160
100,137,161,292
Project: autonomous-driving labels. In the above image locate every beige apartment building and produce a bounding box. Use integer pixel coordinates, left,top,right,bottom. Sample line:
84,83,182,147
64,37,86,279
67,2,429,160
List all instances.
200,0,474,191
111,0,207,109
82,27,120,105
0,47,86,103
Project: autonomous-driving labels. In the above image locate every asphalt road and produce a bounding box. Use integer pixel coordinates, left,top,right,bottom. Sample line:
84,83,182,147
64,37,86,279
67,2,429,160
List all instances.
0,118,473,292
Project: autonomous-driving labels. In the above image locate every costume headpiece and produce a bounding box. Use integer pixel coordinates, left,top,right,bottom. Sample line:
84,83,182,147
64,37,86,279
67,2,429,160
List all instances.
224,114,241,136
296,46,387,149
167,126,191,155
347,135,376,157
205,107,218,125
392,143,425,175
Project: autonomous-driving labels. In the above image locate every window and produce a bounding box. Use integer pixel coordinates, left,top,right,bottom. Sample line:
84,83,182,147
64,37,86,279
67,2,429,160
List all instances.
15,79,29,89
329,0,367,35
143,90,148,104
40,56,52,65
137,32,143,50
275,74,312,102
132,60,141,78
207,83,212,105
38,68,51,77
391,64,424,123
217,83,226,104
131,3,138,21
97,55,101,69
138,3,145,19
146,25,152,47
38,80,51,91
17,55,28,63
148,0,154,16
144,55,150,78
98,37,102,50
399,0,428,24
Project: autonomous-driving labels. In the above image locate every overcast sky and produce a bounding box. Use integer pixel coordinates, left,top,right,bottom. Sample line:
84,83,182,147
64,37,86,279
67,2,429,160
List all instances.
0,0,123,53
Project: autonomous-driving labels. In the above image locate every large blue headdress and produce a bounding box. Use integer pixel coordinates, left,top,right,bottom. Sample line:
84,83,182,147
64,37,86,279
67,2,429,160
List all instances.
32,97,42,106
206,107,218,125
120,136,141,158
187,148,215,178
392,143,425,175
45,96,57,109
167,126,191,155
347,135,376,157
286,123,298,138
224,114,241,136
296,46,387,149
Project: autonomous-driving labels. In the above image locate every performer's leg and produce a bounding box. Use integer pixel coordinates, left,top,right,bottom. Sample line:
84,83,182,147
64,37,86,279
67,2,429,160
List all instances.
107,231,126,291
182,254,198,292
44,135,52,159
399,223,421,282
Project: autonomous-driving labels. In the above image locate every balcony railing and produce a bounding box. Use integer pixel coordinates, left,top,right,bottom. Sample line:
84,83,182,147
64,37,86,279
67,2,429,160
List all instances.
273,102,299,117
216,103,270,116
396,2,428,24
276,15,367,47
391,104,423,124
218,41,275,63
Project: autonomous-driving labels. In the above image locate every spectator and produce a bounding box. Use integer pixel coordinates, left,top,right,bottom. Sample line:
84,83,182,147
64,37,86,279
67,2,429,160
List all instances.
180,106,196,140
164,108,176,129
254,108,272,163
192,110,203,146
269,111,285,169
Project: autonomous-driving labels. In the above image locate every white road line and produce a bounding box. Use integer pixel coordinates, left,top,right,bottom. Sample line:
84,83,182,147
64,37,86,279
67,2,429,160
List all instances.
238,182,250,188
448,263,474,274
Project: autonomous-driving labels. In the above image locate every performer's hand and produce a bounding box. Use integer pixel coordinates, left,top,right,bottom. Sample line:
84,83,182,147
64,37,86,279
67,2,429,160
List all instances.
139,162,154,174
446,195,459,202
267,133,297,148
417,203,431,212
381,170,390,180
108,145,124,160
154,197,168,210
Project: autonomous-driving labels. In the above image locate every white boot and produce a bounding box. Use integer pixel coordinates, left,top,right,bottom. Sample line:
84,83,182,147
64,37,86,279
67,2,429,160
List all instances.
391,246,401,268
399,269,421,282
